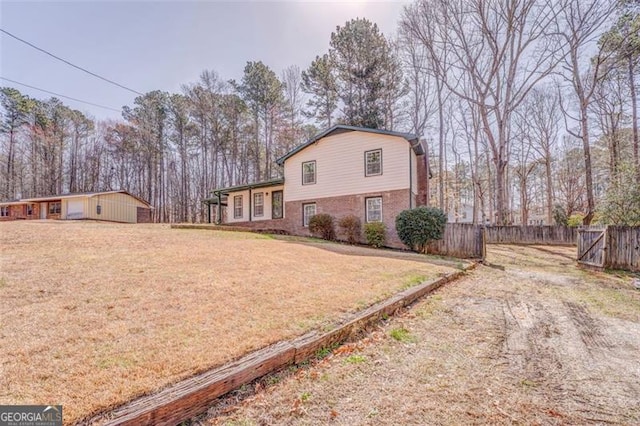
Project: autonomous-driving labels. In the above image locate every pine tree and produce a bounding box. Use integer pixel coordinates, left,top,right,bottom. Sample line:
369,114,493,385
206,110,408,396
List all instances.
328,18,402,129
301,54,338,128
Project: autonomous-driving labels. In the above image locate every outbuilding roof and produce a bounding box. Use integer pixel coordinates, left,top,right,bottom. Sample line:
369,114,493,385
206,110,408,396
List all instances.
276,125,423,166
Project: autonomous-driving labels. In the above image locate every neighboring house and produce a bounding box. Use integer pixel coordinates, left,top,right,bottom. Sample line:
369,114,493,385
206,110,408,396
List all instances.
527,216,547,225
0,190,152,223
447,203,474,224
205,125,429,247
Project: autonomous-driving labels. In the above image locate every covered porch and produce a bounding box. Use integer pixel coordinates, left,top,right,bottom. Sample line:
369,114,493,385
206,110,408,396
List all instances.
204,179,285,225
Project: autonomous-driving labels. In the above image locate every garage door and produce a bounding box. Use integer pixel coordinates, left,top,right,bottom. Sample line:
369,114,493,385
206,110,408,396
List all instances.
137,207,151,223
66,200,84,219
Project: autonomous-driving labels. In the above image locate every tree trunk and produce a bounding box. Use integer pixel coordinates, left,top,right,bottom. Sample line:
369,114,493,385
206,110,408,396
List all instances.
580,105,595,225
436,78,445,210
520,172,528,225
424,141,430,207
6,126,15,198
629,56,639,182
495,160,507,225
486,151,494,223
545,158,553,225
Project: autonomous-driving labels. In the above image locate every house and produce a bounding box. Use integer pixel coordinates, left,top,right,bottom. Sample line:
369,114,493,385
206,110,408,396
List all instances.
205,125,429,247
0,190,152,223
447,203,474,224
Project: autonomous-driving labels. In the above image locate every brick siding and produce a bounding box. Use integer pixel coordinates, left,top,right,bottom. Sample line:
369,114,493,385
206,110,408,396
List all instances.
0,203,41,221
228,189,412,249
416,154,429,206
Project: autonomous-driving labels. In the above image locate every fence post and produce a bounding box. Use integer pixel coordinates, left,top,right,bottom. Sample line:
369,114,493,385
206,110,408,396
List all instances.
603,226,609,269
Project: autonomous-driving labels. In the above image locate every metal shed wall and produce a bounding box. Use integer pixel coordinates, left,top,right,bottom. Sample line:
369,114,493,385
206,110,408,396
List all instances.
79,192,149,223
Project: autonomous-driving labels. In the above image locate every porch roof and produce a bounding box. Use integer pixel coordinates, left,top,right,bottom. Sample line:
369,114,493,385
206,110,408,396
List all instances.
209,178,284,197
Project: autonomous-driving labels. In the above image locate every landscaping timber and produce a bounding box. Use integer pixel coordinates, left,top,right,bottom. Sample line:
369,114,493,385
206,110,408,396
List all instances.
171,223,289,234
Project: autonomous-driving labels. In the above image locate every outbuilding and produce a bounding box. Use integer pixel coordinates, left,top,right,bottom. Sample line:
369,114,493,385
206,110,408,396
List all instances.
0,190,152,223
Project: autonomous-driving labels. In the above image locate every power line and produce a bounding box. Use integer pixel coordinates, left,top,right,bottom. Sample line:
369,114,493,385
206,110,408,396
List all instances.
0,77,122,113
0,28,143,95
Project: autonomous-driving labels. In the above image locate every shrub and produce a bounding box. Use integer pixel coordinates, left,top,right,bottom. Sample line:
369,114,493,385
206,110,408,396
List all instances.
308,213,335,240
598,165,640,225
552,204,568,226
338,215,361,244
395,206,447,253
364,221,386,248
567,213,585,227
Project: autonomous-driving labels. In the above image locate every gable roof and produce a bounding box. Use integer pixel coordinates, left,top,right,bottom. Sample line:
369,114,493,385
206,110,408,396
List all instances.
0,190,152,207
276,125,424,166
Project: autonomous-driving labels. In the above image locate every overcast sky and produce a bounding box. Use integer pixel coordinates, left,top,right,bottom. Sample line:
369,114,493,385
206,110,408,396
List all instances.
1,0,409,121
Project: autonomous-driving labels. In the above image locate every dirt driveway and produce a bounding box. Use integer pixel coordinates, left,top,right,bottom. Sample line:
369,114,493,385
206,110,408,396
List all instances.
207,245,640,425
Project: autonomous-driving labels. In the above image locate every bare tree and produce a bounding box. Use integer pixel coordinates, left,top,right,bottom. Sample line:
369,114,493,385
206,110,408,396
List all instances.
557,0,617,224
513,106,544,225
402,0,564,224
397,29,436,137
556,136,587,216
457,100,489,224
398,25,440,207
591,65,627,185
0,88,32,199
599,6,640,181
280,65,304,156
521,87,560,224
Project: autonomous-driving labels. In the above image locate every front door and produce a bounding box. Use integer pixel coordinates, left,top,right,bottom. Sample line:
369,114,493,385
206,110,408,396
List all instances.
40,203,47,219
272,191,283,219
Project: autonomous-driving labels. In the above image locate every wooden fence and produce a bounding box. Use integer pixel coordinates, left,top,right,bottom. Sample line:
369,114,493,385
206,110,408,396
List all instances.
427,223,486,260
603,226,640,272
426,225,576,260
577,227,606,268
419,223,637,270
577,226,640,272
485,225,578,245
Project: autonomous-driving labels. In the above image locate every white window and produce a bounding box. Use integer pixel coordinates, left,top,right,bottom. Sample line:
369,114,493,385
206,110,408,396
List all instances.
302,161,316,185
0,206,8,217
366,197,382,222
234,195,243,219
365,149,382,176
254,192,264,217
48,202,61,215
303,203,316,227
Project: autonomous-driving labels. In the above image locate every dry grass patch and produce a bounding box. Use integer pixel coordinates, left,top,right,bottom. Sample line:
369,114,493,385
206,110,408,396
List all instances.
0,221,457,424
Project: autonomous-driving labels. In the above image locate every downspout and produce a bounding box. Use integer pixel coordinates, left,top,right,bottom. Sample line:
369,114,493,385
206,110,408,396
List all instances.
424,139,430,207
409,145,413,209
249,188,252,222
